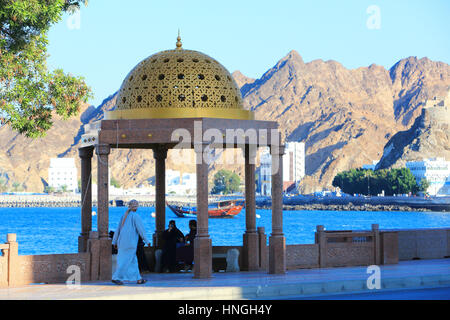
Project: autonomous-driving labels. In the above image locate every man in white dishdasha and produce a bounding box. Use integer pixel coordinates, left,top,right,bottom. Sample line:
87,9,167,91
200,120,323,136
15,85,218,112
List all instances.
112,200,150,285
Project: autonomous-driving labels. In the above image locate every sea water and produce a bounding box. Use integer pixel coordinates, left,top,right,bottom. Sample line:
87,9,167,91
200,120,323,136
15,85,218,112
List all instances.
0,207,449,255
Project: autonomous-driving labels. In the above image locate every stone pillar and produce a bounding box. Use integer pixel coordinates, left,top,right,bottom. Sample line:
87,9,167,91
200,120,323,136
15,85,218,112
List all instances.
6,234,18,287
153,146,168,248
87,231,100,281
316,225,326,268
372,224,381,265
194,143,212,279
243,145,259,271
258,227,268,271
269,143,286,274
380,231,399,265
95,144,112,281
78,147,94,253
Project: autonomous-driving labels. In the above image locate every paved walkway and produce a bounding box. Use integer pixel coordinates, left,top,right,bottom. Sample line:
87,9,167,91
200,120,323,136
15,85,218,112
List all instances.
1,259,449,300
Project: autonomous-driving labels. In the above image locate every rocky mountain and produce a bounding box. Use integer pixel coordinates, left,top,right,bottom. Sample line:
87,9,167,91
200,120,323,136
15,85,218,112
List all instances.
0,51,449,192
239,51,450,192
389,57,450,126
231,70,255,89
376,93,450,170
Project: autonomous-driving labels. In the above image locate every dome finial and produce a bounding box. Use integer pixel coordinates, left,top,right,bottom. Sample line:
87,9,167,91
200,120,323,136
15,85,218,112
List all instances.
176,29,182,50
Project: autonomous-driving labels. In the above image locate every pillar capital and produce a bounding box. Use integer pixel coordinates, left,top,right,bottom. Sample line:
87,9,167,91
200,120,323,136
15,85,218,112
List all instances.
194,142,211,165
7,233,16,243
194,141,209,153
79,146,94,159
269,144,285,156
243,144,257,161
95,144,110,156
153,145,168,160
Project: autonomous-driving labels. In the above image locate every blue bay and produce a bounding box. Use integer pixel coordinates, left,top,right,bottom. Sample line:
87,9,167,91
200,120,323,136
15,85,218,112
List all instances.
1,207,450,256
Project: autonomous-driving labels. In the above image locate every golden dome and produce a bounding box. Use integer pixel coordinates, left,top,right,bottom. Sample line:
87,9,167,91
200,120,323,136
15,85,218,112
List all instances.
105,37,253,120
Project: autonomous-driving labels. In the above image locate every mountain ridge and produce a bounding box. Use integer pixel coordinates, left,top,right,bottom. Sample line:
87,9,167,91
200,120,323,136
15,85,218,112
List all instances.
0,51,449,192
238,51,449,192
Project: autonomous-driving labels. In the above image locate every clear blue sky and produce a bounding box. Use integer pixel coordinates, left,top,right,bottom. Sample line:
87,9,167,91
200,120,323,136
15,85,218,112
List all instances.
47,0,450,107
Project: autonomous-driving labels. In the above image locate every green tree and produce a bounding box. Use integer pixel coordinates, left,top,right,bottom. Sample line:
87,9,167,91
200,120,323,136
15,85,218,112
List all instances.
211,169,240,195
418,178,430,193
0,0,92,138
11,181,23,192
110,176,121,188
44,185,55,193
332,167,421,196
386,168,418,195
333,168,370,195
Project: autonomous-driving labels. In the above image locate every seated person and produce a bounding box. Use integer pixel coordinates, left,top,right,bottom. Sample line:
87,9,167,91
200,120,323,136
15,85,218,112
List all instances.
176,220,196,271
185,219,197,246
161,220,184,272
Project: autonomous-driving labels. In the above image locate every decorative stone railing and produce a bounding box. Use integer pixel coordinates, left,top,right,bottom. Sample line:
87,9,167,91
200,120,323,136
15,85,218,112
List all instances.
286,244,320,269
315,224,381,268
0,233,96,288
287,224,395,269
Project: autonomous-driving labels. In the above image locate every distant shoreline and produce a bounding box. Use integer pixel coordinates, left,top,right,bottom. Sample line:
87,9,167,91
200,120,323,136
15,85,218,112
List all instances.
259,204,433,212
257,195,450,212
0,194,448,211
0,201,446,212
0,204,441,212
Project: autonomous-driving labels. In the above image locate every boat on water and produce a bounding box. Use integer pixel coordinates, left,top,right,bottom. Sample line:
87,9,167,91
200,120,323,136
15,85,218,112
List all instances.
166,199,244,218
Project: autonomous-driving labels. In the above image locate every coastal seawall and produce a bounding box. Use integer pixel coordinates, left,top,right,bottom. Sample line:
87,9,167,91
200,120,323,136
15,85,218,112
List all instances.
256,195,450,212
0,194,448,211
0,195,211,208
0,195,154,208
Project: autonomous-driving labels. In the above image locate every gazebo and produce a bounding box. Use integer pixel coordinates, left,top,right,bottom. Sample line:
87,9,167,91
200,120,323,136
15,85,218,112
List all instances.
77,35,286,279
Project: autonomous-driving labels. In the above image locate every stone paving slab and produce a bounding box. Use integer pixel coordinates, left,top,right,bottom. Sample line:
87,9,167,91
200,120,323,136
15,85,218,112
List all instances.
0,259,449,300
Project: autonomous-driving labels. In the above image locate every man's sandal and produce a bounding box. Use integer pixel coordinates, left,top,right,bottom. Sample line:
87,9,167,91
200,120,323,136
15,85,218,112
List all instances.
137,279,147,284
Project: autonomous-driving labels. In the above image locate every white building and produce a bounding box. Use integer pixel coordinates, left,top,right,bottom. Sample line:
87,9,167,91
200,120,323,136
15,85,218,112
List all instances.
259,151,272,196
48,158,78,192
166,169,196,195
258,142,306,196
406,157,450,196
284,142,306,185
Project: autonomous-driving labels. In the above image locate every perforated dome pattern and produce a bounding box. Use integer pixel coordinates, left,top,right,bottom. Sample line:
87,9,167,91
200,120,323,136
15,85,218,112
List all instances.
114,49,244,112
